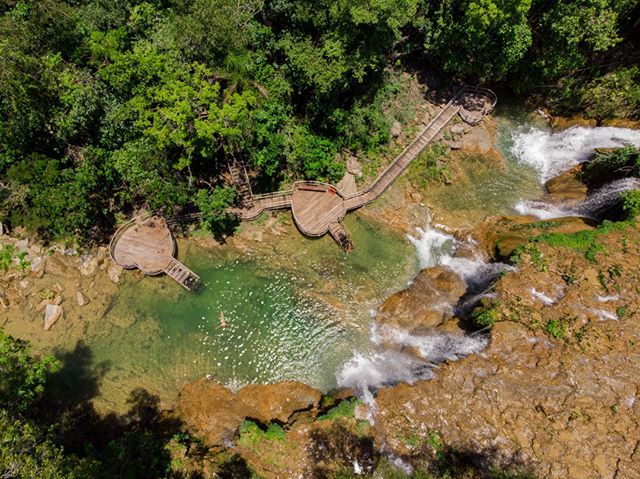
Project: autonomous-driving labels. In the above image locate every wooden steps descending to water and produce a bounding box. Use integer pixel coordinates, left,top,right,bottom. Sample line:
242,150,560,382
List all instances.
164,257,201,291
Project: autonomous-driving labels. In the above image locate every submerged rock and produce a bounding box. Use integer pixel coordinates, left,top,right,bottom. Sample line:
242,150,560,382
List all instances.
44,304,63,330
45,255,78,279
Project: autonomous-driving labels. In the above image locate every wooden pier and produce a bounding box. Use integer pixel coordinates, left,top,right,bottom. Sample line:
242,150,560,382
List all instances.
232,85,496,249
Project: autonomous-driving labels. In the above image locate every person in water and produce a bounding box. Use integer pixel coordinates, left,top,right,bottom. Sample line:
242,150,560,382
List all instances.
219,309,227,328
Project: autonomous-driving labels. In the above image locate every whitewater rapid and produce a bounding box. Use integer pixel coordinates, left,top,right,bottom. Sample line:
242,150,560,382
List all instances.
335,223,500,412
510,125,640,183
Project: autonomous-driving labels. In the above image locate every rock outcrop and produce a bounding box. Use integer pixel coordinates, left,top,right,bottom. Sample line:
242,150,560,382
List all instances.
178,379,323,446
376,266,466,331
375,218,640,479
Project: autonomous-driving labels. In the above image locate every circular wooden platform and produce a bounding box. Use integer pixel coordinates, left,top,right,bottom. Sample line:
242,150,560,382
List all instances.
290,182,346,236
110,216,175,275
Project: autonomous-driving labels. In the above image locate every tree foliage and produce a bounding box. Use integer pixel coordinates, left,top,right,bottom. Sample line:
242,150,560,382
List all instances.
0,0,638,242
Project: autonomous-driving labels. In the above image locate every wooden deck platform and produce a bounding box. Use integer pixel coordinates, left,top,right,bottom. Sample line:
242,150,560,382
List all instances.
109,215,201,290
109,85,496,264
291,183,345,236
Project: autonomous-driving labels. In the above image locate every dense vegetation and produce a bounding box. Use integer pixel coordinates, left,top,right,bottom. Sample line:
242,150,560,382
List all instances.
0,0,638,243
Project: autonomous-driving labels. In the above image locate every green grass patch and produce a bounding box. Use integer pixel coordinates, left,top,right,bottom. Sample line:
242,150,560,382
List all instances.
509,220,562,231
0,244,30,272
317,398,360,421
407,143,451,188
546,319,567,340
534,220,633,263
237,420,285,447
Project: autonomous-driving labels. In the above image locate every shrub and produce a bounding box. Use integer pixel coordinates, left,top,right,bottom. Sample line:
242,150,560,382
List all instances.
472,307,498,328
545,319,566,340
622,190,640,218
318,398,359,421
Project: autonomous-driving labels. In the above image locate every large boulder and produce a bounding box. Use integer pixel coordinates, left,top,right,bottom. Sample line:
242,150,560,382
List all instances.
237,382,322,424
179,380,248,446
178,379,323,446
376,266,466,331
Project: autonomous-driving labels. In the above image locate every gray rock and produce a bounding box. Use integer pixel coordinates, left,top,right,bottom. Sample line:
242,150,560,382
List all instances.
44,304,63,331
390,120,402,138
337,172,358,197
80,255,99,276
107,262,123,284
346,157,363,177
15,239,29,252
30,257,46,276
446,140,463,150
450,123,468,135
76,291,89,306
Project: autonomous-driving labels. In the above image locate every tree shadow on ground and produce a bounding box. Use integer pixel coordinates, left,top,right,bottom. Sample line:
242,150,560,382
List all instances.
37,341,203,479
307,421,536,479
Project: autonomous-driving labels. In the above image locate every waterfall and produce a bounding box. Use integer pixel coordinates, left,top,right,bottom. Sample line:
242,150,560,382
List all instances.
335,325,488,416
407,223,511,291
515,177,640,220
510,125,640,183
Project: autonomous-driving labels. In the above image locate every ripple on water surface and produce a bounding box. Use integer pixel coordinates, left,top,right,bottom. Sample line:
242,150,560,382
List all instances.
85,215,416,411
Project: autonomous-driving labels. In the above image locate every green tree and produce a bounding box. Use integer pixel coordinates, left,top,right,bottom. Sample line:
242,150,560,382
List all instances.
423,0,533,81
0,330,60,413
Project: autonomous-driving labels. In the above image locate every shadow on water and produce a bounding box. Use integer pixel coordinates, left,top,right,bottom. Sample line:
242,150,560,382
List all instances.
37,341,214,479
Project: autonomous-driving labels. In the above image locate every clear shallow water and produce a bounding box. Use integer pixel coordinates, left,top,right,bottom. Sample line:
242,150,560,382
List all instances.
86,215,417,411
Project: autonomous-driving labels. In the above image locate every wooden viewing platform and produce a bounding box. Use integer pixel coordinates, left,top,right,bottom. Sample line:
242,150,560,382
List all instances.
232,85,496,249
109,215,200,290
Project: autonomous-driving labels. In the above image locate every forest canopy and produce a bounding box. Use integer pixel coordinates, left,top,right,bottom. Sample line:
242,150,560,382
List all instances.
0,0,638,242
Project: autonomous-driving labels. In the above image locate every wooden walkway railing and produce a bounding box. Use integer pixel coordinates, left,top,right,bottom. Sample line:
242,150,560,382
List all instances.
343,89,463,210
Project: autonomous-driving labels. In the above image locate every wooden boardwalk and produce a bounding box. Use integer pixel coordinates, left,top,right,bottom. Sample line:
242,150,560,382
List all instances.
109,215,201,290
232,85,496,249
107,85,496,284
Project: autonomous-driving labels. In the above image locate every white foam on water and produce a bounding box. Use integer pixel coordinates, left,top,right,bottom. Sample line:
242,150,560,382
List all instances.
407,226,454,269
515,178,640,220
336,325,488,418
530,288,555,305
585,307,618,321
336,350,429,415
510,126,640,183
407,224,511,289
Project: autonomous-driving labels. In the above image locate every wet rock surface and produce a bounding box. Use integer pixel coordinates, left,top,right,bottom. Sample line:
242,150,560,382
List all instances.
375,218,640,479
376,266,466,331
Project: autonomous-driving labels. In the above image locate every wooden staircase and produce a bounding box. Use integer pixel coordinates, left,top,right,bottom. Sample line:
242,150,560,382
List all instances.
328,221,353,252
229,161,253,207
163,258,201,291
